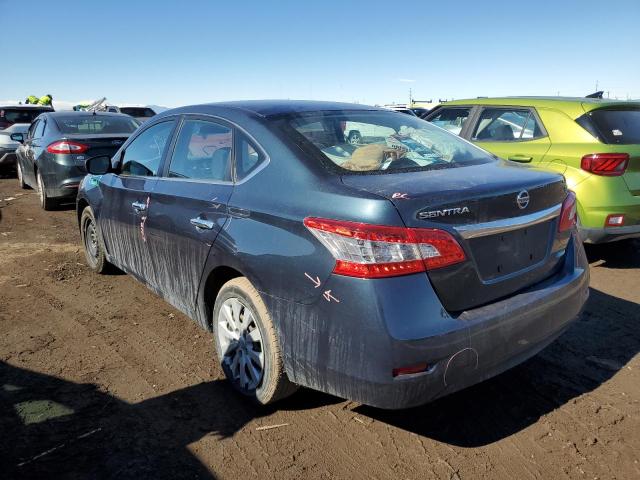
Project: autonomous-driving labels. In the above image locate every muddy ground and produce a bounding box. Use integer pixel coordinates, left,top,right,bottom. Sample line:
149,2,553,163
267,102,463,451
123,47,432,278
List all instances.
0,174,638,480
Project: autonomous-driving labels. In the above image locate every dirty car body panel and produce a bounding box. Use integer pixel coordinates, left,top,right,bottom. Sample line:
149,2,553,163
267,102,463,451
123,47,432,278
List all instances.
78,101,589,409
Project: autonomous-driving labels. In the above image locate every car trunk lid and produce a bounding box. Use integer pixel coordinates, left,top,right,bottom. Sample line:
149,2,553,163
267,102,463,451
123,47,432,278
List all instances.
63,133,129,161
341,161,569,312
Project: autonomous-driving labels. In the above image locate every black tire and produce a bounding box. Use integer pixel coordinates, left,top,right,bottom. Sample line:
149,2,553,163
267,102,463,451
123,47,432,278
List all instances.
36,170,57,210
212,277,297,405
80,206,111,274
16,162,28,189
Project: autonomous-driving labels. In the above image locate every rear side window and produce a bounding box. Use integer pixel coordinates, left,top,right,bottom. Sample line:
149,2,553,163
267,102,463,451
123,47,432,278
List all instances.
473,108,544,141
121,121,175,177
280,110,494,174
428,107,471,135
168,119,232,182
235,132,265,180
56,116,139,134
578,109,640,144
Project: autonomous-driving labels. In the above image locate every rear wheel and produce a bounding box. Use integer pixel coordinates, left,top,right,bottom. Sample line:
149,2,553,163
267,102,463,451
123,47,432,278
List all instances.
80,206,111,273
36,171,56,210
16,162,27,189
213,277,297,405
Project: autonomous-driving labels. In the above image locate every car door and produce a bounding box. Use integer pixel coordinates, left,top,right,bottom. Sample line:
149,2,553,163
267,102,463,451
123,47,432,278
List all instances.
99,119,177,285
144,116,235,314
30,118,47,169
17,119,41,187
467,107,551,164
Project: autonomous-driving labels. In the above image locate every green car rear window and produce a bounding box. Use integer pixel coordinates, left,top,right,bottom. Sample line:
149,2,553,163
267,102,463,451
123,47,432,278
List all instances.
579,108,640,145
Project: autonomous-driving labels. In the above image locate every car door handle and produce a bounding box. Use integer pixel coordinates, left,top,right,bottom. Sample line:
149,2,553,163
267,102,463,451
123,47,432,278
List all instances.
132,201,147,212
508,154,533,163
190,217,215,230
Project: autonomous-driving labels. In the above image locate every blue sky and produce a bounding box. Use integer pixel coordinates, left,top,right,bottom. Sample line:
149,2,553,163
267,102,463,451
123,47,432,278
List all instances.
2,0,639,107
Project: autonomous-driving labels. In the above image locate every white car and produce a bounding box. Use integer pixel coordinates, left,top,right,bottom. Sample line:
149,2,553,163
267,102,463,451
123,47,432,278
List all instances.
0,104,53,169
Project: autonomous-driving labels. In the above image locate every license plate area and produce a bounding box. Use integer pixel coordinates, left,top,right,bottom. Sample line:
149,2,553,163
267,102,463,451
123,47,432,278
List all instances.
469,220,552,281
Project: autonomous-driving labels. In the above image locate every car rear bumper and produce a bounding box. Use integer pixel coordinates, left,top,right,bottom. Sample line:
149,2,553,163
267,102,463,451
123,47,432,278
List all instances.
580,224,640,243
265,232,589,409
41,166,84,199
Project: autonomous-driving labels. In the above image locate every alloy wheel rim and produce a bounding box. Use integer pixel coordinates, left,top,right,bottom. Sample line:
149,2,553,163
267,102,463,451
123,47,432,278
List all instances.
217,297,264,391
84,219,99,264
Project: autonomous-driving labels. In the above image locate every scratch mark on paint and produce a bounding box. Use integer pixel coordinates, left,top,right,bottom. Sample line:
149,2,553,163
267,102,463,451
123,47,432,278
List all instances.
140,196,151,243
323,290,340,303
392,192,410,199
304,272,321,288
443,347,478,387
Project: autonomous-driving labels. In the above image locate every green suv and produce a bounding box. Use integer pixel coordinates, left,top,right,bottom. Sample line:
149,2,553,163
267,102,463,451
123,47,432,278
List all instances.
425,97,640,243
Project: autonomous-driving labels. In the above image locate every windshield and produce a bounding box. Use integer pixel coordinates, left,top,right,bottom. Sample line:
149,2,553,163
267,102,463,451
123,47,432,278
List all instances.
120,107,155,118
588,108,640,144
281,110,495,173
56,115,140,134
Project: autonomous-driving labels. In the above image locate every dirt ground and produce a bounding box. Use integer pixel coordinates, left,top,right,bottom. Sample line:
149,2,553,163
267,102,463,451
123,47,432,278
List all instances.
0,174,638,480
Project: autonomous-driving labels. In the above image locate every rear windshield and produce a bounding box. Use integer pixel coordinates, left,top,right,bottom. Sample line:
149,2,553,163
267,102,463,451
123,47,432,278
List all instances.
581,108,640,144
279,110,495,174
0,108,50,124
120,107,155,118
55,116,140,134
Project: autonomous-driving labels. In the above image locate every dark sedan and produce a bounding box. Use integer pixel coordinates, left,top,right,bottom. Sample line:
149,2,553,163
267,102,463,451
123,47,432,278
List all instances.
14,112,139,209
77,101,589,409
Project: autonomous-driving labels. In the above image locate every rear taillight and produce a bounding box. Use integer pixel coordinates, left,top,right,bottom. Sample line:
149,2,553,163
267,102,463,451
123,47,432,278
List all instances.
304,217,466,278
558,191,577,233
47,141,89,154
580,153,629,176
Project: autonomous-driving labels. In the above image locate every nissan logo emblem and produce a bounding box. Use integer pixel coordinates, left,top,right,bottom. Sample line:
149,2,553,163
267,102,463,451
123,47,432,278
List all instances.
516,190,530,209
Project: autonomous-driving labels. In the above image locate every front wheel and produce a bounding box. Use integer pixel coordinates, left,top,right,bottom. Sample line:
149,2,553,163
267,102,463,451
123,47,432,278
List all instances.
80,206,111,273
213,277,297,405
36,170,56,210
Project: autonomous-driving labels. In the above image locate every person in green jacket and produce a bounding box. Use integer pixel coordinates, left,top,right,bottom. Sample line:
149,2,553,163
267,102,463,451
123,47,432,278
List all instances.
25,95,39,104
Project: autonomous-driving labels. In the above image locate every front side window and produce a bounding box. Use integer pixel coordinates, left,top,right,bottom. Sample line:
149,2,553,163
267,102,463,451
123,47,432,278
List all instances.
121,121,175,177
35,120,46,138
168,119,232,181
472,108,544,141
428,107,471,135
27,120,40,139
279,110,494,174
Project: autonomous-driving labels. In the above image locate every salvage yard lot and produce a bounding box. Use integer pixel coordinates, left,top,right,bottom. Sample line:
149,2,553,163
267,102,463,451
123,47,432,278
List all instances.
0,175,638,479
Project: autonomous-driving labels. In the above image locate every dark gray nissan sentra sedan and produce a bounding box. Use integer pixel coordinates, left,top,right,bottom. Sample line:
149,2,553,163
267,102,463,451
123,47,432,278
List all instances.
77,100,589,409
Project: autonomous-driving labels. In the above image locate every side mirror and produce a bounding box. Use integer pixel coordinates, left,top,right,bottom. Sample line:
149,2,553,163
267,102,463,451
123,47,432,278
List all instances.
10,133,24,143
85,155,112,175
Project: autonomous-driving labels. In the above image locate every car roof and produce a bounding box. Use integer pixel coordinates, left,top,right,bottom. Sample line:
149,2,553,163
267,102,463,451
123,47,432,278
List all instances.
440,96,640,117
193,100,379,117
0,104,53,109
44,111,132,118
